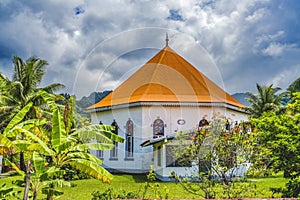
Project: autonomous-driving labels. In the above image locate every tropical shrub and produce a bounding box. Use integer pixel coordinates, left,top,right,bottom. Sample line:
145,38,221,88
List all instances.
251,92,300,197
91,187,139,200
0,91,124,200
170,115,255,198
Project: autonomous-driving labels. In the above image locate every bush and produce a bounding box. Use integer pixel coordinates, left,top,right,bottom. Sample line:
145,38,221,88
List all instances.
91,187,139,200
62,164,90,181
271,177,300,198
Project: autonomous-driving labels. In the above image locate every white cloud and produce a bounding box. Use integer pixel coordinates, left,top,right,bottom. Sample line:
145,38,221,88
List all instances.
262,42,296,57
246,8,266,23
0,0,299,98
266,65,300,89
262,43,283,56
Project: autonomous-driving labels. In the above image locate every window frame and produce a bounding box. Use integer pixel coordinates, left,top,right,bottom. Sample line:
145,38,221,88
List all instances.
110,120,119,160
125,119,134,160
153,118,165,138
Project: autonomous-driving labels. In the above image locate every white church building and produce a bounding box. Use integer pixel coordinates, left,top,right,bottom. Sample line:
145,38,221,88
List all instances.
87,37,248,181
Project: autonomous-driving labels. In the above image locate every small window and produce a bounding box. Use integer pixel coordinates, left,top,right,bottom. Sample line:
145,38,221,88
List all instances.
97,120,104,159
153,118,165,138
199,117,209,127
125,119,134,159
110,120,118,160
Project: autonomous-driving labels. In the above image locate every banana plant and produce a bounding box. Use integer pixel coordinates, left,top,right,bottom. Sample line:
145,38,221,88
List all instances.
0,90,124,200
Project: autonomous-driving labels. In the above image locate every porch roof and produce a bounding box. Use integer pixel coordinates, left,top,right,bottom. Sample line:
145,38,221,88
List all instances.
140,135,176,147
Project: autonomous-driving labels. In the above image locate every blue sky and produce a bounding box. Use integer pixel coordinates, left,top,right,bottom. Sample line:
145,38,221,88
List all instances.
0,0,299,98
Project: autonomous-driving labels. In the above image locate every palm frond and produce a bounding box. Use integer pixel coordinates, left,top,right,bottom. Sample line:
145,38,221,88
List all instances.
41,83,65,94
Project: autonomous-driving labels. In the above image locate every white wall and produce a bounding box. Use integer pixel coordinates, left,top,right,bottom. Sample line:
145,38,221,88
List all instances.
90,104,249,173
142,105,248,137
91,106,153,173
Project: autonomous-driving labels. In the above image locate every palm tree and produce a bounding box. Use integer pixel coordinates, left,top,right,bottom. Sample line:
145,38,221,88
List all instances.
246,83,285,118
12,55,64,117
0,56,64,171
0,56,65,127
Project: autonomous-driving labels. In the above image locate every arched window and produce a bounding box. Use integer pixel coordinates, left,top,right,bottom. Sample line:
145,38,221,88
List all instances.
97,120,104,159
125,119,134,159
110,120,118,160
153,118,164,138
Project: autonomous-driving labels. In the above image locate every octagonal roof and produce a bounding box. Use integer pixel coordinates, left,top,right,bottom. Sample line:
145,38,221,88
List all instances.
87,45,244,110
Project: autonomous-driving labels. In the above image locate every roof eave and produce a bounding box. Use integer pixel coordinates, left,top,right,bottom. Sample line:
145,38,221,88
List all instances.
87,101,248,114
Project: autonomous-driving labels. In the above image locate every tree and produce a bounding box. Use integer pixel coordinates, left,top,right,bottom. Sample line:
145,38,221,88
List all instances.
0,91,124,200
0,56,64,129
251,92,300,197
171,115,255,198
0,56,64,171
246,83,285,118
281,77,300,105
287,77,300,94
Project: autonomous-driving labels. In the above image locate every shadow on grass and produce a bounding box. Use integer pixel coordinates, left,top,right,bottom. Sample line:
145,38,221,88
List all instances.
111,172,148,183
131,173,148,183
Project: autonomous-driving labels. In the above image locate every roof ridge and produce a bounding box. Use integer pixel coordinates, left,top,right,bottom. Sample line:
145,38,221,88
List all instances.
141,47,169,100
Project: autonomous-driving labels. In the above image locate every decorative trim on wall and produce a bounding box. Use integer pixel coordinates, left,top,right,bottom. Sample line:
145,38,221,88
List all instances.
177,119,186,125
88,101,247,113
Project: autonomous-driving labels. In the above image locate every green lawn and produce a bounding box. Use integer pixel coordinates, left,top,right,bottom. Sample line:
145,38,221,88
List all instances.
0,173,287,199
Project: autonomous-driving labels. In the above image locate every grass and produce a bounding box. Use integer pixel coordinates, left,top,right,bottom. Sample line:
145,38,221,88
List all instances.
58,174,195,200
0,173,288,199
247,172,288,198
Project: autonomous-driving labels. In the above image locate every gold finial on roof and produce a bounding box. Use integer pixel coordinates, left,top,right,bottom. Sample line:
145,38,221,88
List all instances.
165,33,169,46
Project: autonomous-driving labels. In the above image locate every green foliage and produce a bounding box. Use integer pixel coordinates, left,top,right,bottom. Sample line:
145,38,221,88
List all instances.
61,164,90,181
141,166,169,199
0,55,65,175
251,92,300,197
220,181,258,198
171,115,255,198
0,183,21,199
91,188,114,200
287,77,300,94
0,56,64,133
246,83,285,118
171,172,218,198
0,91,124,199
91,187,139,200
271,177,300,198
0,173,288,199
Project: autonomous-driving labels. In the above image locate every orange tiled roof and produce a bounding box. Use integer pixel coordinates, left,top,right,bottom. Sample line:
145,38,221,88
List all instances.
87,46,245,110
